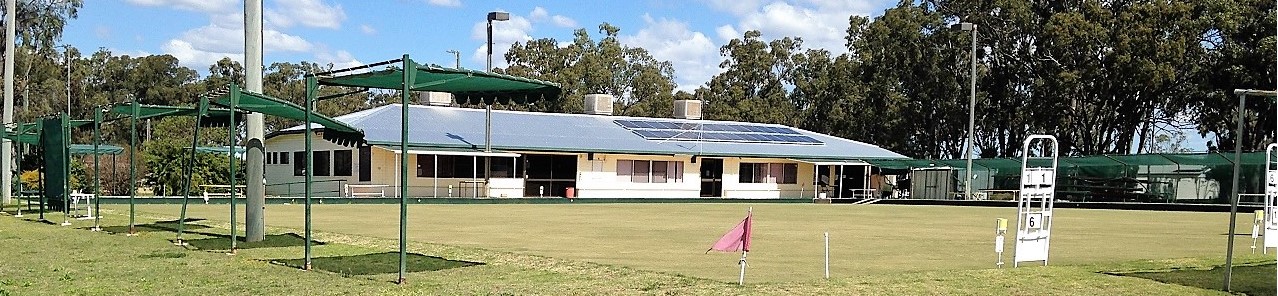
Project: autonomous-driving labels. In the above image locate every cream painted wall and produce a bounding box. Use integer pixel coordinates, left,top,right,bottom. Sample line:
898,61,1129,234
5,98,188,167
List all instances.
719,157,816,199
264,134,524,198
266,134,823,199
263,133,358,196
575,153,700,198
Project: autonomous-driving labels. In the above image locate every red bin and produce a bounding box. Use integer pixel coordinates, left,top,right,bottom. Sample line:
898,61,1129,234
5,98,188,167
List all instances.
565,187,576,199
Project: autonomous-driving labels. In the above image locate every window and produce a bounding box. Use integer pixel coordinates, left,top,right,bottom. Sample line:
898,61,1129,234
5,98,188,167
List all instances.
333,150,353,176
314,151,330,176
631,160,650,183
617,159,684,183
781,164,797,184
740,163,798,184
279,151,289,164
266,152,275,164
488,156,515,178
293,152,305,176
652,161,668,183
416,155,435,177
617,160,633,182
416,155,492,178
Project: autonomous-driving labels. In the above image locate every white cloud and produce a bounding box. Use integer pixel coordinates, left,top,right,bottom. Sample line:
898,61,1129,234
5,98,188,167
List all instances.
620,15,721,91
360,24,377,35
715,25,739,42
529,7,578,28
551,15,578,28
263,0,346,29
161,12,313,69
721,0,886,55
427,0,461,7
469,14,533,70
125,0,237,13
161,39,242,70
315,50,364,71
530,7,549,20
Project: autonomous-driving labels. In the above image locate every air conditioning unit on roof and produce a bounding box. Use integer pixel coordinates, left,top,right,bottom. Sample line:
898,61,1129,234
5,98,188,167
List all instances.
419,91,453,106
584,94,614,115
674,99,702,120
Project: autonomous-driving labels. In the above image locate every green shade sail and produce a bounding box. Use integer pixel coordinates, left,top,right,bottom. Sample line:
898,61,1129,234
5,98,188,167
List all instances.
209,88,365,146
69,144,125,155
317,61,561,103
107,103,242,127
192,146,245,155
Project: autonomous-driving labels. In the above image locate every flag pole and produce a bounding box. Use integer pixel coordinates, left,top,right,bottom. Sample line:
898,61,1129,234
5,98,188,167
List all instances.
739,207,751,285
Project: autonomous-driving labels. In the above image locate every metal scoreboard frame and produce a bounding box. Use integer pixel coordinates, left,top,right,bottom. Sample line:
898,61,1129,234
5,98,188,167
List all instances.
1265,144,1278,252
1014,135,1058,267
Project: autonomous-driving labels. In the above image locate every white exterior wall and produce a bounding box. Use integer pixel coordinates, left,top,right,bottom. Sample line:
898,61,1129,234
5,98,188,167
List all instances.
263,133,360,197
265,133,524,198
265,133,819,199
720,157,816,199
404,153,523,198
574,153,700,198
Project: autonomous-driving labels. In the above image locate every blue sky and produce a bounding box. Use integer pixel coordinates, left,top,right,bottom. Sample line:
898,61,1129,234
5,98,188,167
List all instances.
60,0,1211,151
62,0,894,91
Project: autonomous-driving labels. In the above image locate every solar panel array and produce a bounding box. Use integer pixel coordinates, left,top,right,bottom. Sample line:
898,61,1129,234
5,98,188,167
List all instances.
614,119,822,145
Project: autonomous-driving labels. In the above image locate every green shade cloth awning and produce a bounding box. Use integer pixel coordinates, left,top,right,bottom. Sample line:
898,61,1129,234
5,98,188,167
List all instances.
107,103,242,127
193,146,246,155
69,144,125,155
317,62,561,103
209,89,365,146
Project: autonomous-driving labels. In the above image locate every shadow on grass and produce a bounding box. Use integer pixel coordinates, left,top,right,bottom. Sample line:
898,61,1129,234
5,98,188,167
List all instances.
270,252,483,275
1109,264,1275,296
98,218,212,234
184,233,324,251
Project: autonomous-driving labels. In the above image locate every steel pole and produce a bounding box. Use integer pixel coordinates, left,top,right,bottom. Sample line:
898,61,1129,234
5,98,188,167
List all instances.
486,20,493,72
398,55,415,284
92,107,101,231
304,77,315,270
128,98,138,234
229,85,240,253
2,0,15,206
964,25,977,201
244,0,267,243
1224,93,1245,291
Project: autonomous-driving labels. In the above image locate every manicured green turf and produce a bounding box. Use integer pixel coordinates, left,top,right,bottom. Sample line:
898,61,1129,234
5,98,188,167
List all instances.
123,203,1273,282
0,203,1269,295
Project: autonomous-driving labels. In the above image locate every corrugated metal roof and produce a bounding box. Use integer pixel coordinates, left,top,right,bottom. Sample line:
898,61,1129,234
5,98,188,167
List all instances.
279,104,907,160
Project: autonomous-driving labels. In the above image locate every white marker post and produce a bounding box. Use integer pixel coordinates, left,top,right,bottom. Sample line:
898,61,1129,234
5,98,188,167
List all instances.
1014,135,1058,267
1253,210,1263,254
1264,143,1278,254
995,218,1007,268
824,231,830,279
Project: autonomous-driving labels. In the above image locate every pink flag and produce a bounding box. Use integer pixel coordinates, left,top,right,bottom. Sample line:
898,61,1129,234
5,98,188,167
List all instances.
707,210,752,253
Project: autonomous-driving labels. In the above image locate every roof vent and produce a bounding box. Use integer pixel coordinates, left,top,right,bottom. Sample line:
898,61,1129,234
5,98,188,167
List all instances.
419,91,453,106
673,99,702,120
584,94,614,115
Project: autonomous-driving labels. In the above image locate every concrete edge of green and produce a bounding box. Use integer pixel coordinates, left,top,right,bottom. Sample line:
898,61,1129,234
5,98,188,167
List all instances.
94,197,816,205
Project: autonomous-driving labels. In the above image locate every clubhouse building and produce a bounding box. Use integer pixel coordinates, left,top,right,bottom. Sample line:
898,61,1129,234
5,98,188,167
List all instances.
262,95,907,199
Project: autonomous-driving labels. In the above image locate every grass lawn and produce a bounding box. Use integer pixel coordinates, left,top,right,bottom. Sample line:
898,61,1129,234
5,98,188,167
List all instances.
123,203,1274,282
0,202,1267,295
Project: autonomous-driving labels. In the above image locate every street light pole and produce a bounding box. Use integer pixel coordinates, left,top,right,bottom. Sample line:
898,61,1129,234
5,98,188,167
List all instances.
953,22,977,200
63,45,71,116
447,50,461,69
486,11,509,72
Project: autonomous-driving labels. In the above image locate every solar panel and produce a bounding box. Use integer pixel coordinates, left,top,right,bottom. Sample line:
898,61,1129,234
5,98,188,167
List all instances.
616,119,822,145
